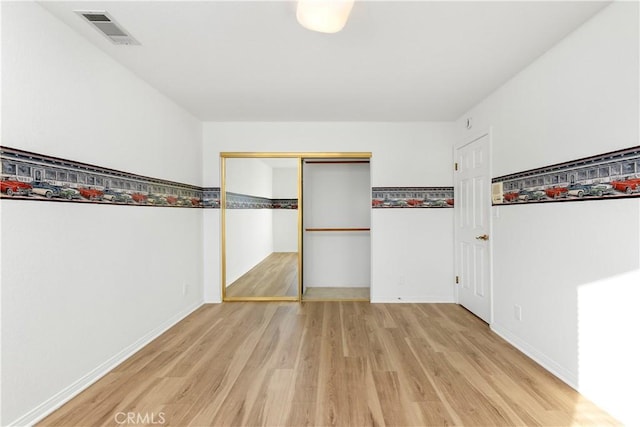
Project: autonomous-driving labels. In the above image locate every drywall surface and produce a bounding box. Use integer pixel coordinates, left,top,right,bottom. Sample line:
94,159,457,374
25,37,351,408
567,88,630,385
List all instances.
456,2,639,424
203,122,455,302
272,167,298,199
372,208,454,302
203,209,221,302
0,3,4,424
458,3,638,177
225,158,273,198
1,3,203,425
225,210,274,285
272,167,298,252
273,210,298,253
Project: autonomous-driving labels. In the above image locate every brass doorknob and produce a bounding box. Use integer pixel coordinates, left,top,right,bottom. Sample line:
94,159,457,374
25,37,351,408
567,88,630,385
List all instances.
475,234,489,241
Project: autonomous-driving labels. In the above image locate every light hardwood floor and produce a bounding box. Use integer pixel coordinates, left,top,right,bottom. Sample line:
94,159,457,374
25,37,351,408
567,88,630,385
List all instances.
226,252,298,298
39,303,619,426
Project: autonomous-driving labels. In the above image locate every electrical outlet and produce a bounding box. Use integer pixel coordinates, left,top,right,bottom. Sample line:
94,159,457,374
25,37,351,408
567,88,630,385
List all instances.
514,304,522,321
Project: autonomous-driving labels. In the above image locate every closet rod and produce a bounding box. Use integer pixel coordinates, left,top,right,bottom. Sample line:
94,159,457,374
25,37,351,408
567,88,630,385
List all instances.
305,227,371,232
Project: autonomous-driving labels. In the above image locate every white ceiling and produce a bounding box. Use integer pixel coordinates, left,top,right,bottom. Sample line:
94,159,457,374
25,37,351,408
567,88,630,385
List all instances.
39,1,610,122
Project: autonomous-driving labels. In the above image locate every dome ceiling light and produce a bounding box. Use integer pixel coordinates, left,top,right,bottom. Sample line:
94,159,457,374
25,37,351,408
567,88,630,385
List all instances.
296,0,355,34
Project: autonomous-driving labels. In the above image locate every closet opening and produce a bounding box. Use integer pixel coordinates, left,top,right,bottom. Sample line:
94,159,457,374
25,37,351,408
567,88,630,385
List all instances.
301,159,371,301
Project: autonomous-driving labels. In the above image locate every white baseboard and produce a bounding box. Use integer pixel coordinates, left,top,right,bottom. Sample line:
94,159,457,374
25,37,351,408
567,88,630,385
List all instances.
9,301,204,427
370,296,456,303
491,322,578,389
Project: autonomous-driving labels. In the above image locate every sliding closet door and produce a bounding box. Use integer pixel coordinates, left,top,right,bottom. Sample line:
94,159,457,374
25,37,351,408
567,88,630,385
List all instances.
222,156,300,301
302,160,371,298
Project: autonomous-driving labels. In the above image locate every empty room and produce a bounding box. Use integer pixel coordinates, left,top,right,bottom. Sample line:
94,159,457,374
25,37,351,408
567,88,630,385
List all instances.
1,1,639,426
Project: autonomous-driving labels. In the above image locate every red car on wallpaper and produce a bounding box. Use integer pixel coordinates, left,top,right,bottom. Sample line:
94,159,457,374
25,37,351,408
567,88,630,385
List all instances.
1,178,32,196
446,198,454,206
544,187,568,199
407,199,424,206
611,178,640,194
166,196,178,205
79,187,104,200
503,192,519,203
190,197,201,207
131,192,148,204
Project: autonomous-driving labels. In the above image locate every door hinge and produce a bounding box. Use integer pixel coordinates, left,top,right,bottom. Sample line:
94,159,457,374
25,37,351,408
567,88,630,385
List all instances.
454,162,459,171
455,275,460,284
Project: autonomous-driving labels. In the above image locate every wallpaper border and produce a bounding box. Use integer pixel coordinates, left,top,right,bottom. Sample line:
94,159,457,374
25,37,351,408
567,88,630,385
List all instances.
10,145,638,210
492,146,640,206
1,146,203,207
225,192,298,209
2,147,458,210
372,187,454,208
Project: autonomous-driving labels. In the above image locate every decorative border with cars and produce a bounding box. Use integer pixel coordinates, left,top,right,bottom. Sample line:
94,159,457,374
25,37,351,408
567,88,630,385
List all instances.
493,146,640,205
225,192,298,209
202,187,221,208
372,187,454,208
1,146,203,207
2,146,456,210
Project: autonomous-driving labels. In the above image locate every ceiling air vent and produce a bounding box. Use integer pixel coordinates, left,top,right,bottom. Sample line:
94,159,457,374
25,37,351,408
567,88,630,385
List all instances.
75,11,140,46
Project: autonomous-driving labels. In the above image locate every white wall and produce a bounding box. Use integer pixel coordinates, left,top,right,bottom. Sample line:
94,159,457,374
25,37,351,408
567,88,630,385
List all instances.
203,209,221,303
225,210,274,285
226,158,273,198
272,167,298,252
272,167,298,199
373,209,454,302
224,158,274,285
1,3,203,425
202,122,456,302
456,2,639,424
0,3,4,424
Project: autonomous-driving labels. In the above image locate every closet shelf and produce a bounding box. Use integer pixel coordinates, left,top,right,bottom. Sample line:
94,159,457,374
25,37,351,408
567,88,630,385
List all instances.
305,227,370,232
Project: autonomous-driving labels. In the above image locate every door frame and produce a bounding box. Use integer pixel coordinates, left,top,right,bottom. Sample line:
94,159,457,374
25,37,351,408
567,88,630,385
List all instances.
220,152,372,302
453,128,494,323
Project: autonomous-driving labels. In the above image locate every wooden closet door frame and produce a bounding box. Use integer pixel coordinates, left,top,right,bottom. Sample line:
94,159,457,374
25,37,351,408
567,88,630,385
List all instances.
220,152,371,302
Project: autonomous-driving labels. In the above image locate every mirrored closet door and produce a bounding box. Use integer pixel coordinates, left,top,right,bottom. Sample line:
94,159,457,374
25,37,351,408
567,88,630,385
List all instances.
222,156,300,301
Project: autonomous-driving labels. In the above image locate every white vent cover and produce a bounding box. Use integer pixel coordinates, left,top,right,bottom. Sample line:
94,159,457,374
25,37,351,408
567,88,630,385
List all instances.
75,11,140,45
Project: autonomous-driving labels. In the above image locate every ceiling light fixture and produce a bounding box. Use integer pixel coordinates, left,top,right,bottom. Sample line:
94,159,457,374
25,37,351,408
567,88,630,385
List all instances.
296,0,355,34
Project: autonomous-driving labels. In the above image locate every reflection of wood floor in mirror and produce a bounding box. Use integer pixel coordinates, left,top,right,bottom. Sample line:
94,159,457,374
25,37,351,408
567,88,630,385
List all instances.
226,252,298,298
303,287,369,301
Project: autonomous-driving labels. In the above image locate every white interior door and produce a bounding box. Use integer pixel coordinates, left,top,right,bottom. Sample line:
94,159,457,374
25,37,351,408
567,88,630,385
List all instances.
455,133,492,323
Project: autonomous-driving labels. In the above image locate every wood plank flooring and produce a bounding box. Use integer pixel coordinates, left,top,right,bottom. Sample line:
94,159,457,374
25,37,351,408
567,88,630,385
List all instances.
226,252,298,298
39,303,619,426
